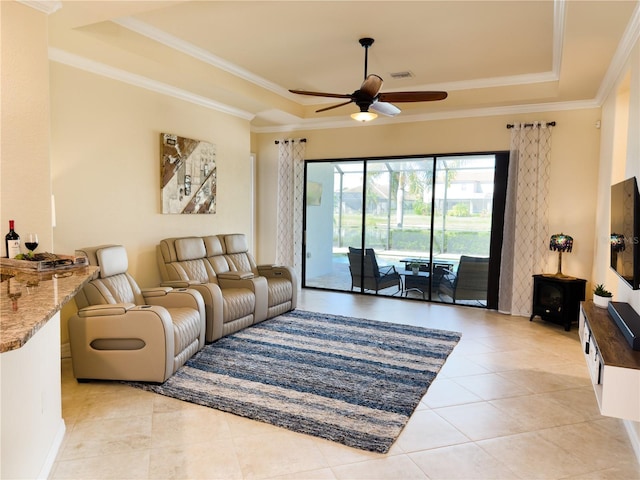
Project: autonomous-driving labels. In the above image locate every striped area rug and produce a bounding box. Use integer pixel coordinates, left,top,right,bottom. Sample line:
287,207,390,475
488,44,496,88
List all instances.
127,310,461,453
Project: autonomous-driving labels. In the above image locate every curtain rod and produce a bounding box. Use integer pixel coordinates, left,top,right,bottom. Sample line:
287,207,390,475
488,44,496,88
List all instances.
274,138,307,144
506,121,556,129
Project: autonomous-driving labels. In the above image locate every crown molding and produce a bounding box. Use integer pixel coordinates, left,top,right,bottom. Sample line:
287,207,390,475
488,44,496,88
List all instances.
250,98,600,134
596,1,640,103
415,71,559,94
114,14,564,106
45,45,600,133
113,16,297,101
552,0,566,76
49,0,626,136
48,47,255,121
18,0,61,14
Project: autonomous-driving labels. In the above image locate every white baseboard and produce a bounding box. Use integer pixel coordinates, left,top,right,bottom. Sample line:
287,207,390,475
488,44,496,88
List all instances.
60,342,71,359
623,419,640,465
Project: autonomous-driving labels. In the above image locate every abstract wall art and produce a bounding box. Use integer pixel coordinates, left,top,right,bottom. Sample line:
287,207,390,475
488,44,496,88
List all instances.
161,133,217,214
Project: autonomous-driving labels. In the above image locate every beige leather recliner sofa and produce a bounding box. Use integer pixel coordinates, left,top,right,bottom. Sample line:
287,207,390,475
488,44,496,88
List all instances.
157,236,268,342
157,233,297,342
68,245,206,383
220,234,297,318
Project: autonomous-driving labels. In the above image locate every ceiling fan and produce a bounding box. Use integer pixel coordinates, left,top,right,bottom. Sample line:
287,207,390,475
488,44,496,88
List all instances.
289,37,448,122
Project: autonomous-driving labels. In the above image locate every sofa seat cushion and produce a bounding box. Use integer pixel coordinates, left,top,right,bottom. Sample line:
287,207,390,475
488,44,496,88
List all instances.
169,307,204,353
221,288,255,324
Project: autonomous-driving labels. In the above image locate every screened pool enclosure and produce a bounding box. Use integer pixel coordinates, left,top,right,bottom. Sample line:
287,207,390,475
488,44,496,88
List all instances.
302,153,507,307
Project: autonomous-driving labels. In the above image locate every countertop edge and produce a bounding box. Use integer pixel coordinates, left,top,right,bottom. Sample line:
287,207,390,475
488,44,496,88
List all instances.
0,266,99,353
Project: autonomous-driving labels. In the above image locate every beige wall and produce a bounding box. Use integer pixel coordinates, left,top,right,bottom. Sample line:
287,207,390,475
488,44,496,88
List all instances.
590,35,640,451
50,62,253,342
254,109,602,286
595,42,640,311
1,1,53,253
1,4,62,478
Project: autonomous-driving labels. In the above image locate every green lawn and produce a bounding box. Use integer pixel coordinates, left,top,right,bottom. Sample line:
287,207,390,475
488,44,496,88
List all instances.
335,212,492,255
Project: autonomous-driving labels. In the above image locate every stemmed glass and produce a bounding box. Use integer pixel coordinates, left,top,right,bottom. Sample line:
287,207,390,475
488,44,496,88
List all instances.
25,233,39,256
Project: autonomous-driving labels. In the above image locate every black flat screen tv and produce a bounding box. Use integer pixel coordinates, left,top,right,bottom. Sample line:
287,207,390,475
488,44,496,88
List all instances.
610,177,640,290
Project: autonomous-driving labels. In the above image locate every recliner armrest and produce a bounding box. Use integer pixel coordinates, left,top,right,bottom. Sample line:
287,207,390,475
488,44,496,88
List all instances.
144,288,206,327
78,303,136,317
217,271,254,280
141,286,173,297
160,280,202,288
257,264,295,280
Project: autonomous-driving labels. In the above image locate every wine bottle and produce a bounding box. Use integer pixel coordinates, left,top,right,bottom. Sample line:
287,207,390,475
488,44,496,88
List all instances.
5,220,20,258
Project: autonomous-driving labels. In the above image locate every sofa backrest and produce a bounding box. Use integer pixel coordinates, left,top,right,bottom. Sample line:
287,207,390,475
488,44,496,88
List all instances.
157,237,217,283
203,235,231,274
158,234,264,279
75,244,144,308
221,234,258,274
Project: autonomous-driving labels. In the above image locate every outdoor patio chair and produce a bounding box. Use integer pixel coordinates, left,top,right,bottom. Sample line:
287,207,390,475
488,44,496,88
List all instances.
347,247,402,294
438,255,489,304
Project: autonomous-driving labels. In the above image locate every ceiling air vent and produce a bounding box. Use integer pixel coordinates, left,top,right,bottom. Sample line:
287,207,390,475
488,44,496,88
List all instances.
389,71,414,79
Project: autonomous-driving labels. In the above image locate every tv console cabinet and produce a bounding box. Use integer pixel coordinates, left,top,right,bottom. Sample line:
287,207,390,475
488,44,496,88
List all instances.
579,300,640,421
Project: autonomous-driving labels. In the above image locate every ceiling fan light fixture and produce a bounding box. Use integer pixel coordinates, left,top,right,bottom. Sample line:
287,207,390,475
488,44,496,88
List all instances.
351,111,377,122
288,37,447,121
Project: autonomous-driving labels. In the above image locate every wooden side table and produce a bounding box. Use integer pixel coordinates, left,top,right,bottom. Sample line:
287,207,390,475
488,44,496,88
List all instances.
530,274,587,331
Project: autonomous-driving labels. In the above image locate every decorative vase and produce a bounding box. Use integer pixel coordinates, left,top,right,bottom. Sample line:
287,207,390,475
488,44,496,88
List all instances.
593,294,611,309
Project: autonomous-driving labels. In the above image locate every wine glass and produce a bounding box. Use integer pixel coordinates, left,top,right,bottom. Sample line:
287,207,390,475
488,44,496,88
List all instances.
8,277,21,311
25,233,38,255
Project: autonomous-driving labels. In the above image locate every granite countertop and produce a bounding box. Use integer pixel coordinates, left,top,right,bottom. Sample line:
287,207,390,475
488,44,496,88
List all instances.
0,265,99,353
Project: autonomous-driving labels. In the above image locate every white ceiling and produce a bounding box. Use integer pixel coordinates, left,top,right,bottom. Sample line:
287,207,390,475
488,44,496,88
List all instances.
47,1,639,131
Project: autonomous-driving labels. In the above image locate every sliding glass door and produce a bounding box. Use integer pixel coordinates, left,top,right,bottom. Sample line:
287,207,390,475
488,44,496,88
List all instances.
304,161,364,292
303,153,507,308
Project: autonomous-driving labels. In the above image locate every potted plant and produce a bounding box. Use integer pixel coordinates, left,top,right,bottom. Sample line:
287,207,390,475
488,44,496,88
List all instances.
593,283,613,308
409,262,421,275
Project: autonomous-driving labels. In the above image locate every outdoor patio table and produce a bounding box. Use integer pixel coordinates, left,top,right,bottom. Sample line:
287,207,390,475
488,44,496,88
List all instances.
403,271,430,299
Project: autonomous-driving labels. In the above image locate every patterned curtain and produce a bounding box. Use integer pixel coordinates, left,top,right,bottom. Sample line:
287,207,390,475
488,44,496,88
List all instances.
499,122,554,315
276,138,306,282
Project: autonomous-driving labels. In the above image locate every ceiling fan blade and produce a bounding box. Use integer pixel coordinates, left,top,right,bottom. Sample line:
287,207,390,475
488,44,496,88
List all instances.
370,101,401,117
289,89,352,100
316,100,354,113
377,91,448,103
359,74,383,97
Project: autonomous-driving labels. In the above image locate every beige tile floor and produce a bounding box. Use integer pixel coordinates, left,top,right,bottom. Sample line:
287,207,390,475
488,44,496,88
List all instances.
52,289,640,479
